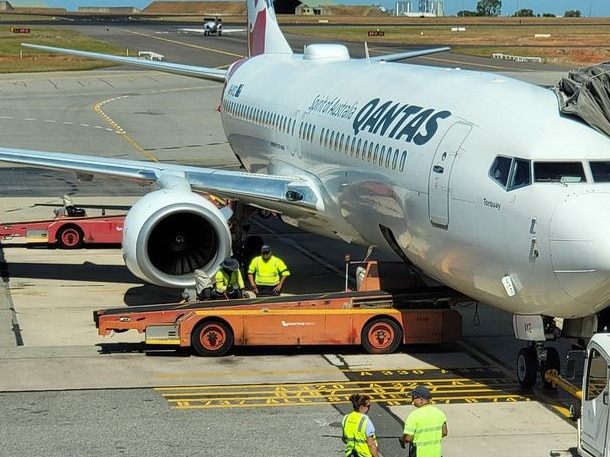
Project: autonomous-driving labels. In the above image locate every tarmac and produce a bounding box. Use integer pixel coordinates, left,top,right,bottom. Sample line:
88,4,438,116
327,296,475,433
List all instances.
0,42,582,457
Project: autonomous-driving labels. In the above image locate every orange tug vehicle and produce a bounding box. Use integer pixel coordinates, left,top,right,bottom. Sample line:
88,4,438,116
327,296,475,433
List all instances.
0,200,124,249
94,261,465,356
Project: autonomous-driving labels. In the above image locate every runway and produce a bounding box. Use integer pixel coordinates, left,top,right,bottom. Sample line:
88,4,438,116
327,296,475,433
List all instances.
0,25,578,457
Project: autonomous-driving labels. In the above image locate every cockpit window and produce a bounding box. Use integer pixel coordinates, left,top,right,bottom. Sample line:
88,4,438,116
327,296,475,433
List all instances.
489,156,531,191
534,162,586,183
490,156,511,187
509,158,531,190
590,161,610,182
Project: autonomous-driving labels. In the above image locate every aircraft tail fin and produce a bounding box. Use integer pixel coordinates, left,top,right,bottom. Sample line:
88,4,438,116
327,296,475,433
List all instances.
247,0,293,56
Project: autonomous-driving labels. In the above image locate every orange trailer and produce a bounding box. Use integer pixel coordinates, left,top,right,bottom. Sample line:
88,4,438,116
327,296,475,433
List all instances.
0,210,124,248
94,262,464,356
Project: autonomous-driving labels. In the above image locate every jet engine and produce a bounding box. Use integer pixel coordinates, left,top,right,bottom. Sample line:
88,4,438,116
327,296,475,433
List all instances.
122,189,232,288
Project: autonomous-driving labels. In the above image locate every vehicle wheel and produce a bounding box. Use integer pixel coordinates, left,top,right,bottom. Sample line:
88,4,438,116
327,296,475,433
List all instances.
517,347,538,388
361,318,402,354
191,320,234,357
541,347,561,389
56,225,85,249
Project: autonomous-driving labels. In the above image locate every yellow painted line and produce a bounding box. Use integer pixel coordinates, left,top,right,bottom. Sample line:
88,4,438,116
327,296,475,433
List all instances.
156,376,511,391
153,366,467,380
119,27,245,59
93,97,160,162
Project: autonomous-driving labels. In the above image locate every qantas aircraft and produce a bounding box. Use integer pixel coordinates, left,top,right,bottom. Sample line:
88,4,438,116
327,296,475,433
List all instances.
1,0,610,387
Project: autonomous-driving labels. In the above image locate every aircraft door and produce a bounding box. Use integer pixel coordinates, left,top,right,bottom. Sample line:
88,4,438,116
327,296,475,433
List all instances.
428,122,472,227
580,344,610,457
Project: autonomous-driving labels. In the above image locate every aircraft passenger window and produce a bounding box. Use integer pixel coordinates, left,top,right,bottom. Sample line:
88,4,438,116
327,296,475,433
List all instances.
310,125,315,143
590,161,610,182
534,162,586,183
399,151,407,171
373,144,379,164
340,133,345,152
392,150,399,169
351,137,356,156
367,142,374,162
489,156,511,187
362,140,368,160
507,158,531,191
385,147,392,168
356,139,362,159
320,128,325,145
585,348,608,401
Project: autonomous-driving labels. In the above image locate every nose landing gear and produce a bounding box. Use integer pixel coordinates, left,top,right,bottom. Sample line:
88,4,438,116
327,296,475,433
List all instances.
517,343,561,389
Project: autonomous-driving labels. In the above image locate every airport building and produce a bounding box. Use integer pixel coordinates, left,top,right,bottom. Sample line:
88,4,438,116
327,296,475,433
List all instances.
394,0,445,16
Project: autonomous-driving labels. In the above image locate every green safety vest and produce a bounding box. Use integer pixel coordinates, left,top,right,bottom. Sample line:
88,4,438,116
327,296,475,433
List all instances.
214,269,245,293
342,411,377,457
403,404,446,457
247,255,290,286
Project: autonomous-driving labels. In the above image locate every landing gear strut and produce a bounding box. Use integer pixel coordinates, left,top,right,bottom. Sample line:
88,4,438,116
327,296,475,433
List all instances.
514,315,562,389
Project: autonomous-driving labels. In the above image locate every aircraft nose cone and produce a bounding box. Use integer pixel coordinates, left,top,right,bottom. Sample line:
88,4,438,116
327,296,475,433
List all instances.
550,192,610,272
549,192,610,310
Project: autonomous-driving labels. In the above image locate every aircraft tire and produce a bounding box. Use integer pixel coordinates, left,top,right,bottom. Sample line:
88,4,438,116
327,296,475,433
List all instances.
517,347,538,388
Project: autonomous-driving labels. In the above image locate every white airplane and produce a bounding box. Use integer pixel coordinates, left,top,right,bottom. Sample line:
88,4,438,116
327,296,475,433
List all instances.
180,16,246,36
2,0,610,387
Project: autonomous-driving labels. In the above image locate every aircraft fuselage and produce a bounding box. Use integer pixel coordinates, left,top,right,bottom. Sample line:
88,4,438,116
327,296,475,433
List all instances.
221,51,610,319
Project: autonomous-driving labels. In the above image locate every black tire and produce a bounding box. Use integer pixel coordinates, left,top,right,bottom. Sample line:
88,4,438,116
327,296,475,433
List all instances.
191,320,234,357
517,347,538,388
361,318,403,354
56,225,85,249
541,347,561,389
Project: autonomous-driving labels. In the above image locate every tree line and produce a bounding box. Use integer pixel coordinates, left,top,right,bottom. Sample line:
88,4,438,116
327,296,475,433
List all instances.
458,0,582,17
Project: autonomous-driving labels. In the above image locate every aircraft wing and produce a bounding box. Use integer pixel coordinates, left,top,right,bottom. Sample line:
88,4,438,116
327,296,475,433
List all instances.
21,44,227,82
369,46,450,62
0,148,324,217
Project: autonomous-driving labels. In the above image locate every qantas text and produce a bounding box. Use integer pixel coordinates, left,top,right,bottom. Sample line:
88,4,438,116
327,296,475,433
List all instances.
353,98,452,145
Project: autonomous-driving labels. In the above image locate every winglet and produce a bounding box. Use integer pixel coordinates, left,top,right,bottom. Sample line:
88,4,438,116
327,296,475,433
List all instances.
247,0,292,56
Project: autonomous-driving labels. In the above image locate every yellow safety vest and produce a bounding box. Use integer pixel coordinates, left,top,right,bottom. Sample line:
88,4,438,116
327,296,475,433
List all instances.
214,269,245,293
247,255,290,286
342,411,376,457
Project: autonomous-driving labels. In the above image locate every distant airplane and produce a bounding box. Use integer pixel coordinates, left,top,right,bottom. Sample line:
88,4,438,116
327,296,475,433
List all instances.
2,0,610,387
180,16,246,36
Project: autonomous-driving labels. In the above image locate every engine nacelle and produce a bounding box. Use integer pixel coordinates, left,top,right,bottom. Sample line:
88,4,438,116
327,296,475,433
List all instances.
122,189,232,288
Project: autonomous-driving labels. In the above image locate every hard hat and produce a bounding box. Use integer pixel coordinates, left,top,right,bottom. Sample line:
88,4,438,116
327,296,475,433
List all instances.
220,258,239,271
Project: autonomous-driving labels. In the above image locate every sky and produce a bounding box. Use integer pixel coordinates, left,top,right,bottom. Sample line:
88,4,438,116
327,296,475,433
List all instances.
31,0,610,17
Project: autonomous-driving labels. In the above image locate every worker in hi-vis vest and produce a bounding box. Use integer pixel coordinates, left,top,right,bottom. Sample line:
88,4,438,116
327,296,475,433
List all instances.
247,244,290,296
342,393,381,457
214,257,245,299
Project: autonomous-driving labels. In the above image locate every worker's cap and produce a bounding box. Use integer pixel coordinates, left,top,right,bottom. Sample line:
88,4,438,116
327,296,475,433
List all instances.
410,385,431,400
220,258,239,271
261,245,272,254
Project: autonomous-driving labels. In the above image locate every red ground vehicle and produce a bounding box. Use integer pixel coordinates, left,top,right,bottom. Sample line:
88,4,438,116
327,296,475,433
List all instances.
94,261,465,356
0,203,124,249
